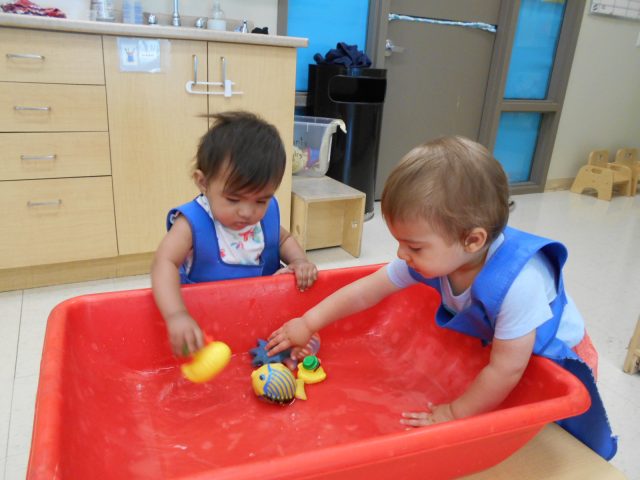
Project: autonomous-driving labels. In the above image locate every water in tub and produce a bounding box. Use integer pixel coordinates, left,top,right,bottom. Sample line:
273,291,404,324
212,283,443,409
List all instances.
71,301,478,476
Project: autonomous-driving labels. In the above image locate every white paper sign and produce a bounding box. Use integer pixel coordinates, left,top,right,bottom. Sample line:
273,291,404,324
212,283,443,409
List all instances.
590,0,640,20
118,38,163,72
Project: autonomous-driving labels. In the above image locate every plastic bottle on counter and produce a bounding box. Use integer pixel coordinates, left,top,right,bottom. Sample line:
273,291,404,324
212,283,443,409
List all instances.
91,0,115,22
122,0,134,23
122,0,143,24
207,0,227,31
134,0,143,24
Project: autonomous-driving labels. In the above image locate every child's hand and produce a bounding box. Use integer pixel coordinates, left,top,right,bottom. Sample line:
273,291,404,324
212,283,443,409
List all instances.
400,403,456,427
266,317,314,357
274,259,318,291
165,311,205,357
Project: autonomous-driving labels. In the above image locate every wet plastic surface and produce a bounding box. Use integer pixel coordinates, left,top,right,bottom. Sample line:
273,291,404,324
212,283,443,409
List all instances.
28,265,590,479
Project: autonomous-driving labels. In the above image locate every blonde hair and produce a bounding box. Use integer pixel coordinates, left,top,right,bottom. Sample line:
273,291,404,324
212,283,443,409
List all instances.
381,136,510,244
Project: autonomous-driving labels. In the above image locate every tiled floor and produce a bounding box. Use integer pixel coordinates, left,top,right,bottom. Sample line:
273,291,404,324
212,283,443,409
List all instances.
1,190,639,479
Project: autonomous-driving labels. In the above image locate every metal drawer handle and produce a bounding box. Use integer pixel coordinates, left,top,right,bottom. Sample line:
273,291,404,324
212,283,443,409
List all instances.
6,53,46,60
14,106,51,111
27,199,62,207
20,154,57,161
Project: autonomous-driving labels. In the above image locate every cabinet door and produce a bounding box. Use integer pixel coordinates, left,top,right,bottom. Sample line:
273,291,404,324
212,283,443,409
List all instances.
104,37,208,255
207,43,296,226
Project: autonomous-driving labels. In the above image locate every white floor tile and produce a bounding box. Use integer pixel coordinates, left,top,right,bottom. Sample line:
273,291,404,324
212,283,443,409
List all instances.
6,375,38,458
0,291,21,468
0,383,12,465
0,292,21,381
110,274,151,291
4,452,28,480
13,321,46,382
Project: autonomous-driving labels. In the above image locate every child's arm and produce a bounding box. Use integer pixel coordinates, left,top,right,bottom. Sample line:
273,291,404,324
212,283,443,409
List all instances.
276,226,318,291
266,266,401,357
402,330,536,425
151,216,204,356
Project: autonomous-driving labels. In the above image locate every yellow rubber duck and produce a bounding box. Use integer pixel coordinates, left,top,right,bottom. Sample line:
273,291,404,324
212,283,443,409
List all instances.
181,341,231,383
297,355,327,384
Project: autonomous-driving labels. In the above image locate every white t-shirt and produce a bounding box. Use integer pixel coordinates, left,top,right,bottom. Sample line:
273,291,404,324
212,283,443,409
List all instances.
169,195,266,273
386,233,585,347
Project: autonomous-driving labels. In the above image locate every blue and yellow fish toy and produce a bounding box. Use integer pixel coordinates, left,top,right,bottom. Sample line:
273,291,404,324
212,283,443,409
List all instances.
251,363,305,404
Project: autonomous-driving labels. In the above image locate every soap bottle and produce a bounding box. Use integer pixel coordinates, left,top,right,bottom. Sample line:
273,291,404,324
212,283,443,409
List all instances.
122,0,142,24
122,0,134,23
207,0,227,31
134,0,143,24
91,0,115,22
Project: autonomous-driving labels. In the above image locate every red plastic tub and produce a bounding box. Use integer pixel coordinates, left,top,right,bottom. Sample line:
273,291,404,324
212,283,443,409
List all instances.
28,265,589,479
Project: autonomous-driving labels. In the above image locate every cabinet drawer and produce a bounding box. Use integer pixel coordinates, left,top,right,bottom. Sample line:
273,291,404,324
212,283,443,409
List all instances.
0,132,111,180
0,28,104,85
0,177,118,269
0,83,108,132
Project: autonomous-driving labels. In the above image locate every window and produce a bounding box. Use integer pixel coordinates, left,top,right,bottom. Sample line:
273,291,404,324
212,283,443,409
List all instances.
479,0,585,192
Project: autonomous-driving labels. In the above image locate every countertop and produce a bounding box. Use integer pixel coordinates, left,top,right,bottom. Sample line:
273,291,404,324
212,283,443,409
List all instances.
0,12,308,48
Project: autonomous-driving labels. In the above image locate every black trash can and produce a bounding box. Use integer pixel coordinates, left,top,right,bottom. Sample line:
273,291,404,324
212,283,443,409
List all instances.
307,64,387,219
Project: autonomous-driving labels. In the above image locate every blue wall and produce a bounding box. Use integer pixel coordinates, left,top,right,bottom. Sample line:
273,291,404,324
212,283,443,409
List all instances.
287,1,370,91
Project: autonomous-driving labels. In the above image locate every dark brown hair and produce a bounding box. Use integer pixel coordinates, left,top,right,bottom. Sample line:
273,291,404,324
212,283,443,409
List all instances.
195,111,286,193
381,136,510,244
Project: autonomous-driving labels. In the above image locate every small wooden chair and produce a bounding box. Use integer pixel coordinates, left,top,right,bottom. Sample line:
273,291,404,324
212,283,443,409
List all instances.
570,149,633,201
623,315,640,375
613,148,640,195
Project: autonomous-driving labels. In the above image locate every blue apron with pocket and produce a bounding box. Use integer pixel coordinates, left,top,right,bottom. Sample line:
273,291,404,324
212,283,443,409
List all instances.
409,226,617,459
167,197,281,283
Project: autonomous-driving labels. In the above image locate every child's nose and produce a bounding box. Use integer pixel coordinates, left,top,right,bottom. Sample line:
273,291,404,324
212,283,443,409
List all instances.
238,203,254,219
397,245,409,261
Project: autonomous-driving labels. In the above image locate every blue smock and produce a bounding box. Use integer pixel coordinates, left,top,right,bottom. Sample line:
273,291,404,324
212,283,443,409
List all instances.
408,226,617,460
167,197,281,284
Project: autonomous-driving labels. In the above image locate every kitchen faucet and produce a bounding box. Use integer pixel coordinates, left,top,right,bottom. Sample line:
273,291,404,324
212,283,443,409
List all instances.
171,0,180,26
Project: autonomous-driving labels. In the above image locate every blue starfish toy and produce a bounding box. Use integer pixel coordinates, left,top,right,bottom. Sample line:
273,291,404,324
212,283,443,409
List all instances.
249,339,292,367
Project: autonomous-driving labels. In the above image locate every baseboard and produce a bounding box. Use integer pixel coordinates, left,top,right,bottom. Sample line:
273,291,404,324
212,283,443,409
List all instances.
0,253,154,292
544,178,574,192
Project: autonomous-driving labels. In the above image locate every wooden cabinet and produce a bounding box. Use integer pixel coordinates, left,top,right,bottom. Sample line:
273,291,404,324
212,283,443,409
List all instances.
105,38,297,256
207,42,297,224
104,37,208,255
0,24,300,289
0,28,117,271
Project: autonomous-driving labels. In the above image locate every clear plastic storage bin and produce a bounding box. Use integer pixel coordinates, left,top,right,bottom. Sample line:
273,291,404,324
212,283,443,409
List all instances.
293,115,346,177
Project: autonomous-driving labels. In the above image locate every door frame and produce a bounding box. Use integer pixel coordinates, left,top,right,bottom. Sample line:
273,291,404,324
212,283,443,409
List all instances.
478,0,585,194
367,0,585,194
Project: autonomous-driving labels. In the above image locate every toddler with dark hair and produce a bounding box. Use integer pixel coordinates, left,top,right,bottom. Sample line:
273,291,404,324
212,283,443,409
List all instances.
152,111,317,356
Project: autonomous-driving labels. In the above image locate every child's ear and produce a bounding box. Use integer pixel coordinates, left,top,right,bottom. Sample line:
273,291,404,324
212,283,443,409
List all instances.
193,169,207,193
463,228,488,253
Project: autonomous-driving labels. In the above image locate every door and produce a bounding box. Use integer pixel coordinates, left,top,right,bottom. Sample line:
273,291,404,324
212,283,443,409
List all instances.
104,37,208,255
207,42,297,226
371,1,501,197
